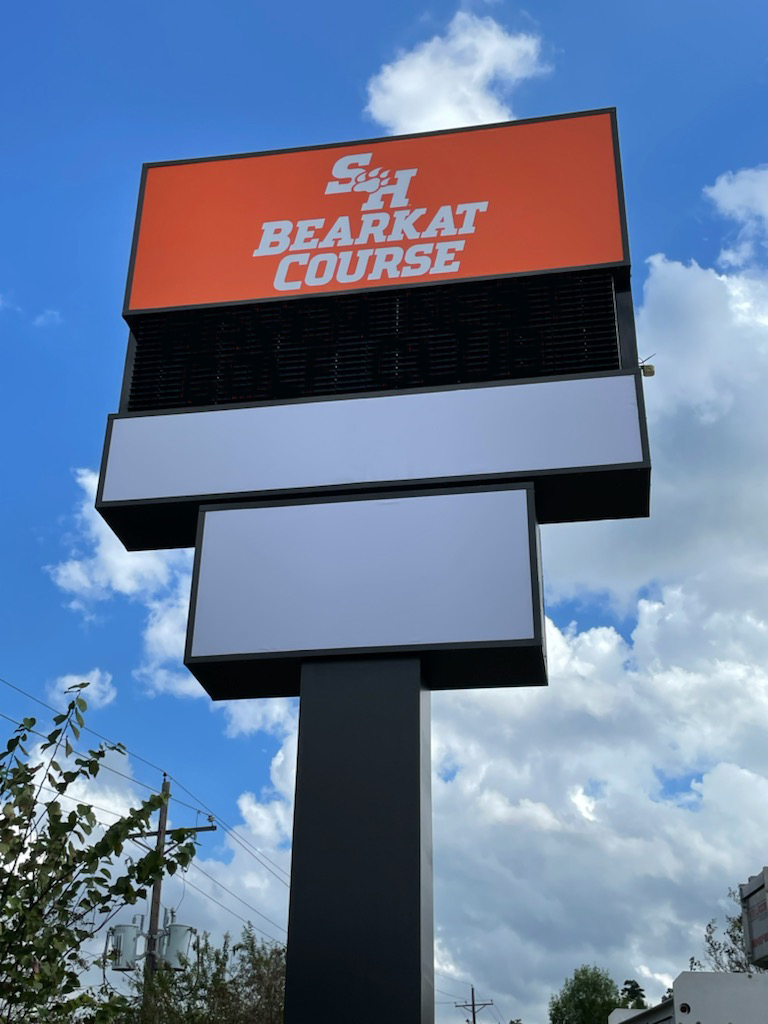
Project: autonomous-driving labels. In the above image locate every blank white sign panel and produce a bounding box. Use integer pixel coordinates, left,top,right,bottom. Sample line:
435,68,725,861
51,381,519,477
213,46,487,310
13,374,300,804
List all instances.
102,373,644,504
189,488,537,659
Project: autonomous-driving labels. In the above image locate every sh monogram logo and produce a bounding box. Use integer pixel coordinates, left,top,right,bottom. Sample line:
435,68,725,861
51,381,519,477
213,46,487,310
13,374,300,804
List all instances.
252,147,488,291
324,153,418,211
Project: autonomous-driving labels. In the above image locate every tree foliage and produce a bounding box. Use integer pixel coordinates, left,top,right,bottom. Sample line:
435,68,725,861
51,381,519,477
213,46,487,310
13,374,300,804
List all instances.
620,978,646,1008
689,887,766,974
548,965,620,1024
117,926,286,1024
548,967,646,1022
0,686,196,1023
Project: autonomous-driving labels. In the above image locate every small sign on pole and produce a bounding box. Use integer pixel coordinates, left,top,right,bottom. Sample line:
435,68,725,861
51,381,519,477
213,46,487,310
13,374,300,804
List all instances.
740,868,768,968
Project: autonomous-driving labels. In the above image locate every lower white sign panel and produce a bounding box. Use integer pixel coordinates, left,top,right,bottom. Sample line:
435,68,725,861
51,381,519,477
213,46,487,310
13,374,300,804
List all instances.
185,485,545,698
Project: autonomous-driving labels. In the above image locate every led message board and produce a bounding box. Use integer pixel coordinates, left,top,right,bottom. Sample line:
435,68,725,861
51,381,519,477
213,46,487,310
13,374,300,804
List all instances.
125,109,627,313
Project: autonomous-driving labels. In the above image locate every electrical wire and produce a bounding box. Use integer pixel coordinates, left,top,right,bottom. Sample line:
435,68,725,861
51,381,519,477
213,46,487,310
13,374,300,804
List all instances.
1,678,294,958
3,673,496,1013
212,820,290,888
1,673,291,884
0,673,167,775
186,861,287,935
181,876,283,944
0,708,165,802
2,701,291,900
38,784,128,822
436,968,470,984
437,985,470,1000
31,784,286,950
170,776,291,882
26,788,130,836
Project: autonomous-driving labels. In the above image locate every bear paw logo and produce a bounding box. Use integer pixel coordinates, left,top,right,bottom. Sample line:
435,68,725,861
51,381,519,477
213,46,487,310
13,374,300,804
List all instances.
352,168,392,194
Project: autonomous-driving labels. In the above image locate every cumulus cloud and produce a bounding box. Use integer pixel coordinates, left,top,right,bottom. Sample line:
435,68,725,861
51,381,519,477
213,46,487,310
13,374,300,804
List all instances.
365,12,549,135
541,247,768,610
219,697,298,740
33,308,62,327
49,469,186,607
132,573,203,698
426,595,768,1020
49,667,117,709
200,575,768,1021
421,164,768,1020
46,160,768,1021
705,165,768,267
49,469,195,695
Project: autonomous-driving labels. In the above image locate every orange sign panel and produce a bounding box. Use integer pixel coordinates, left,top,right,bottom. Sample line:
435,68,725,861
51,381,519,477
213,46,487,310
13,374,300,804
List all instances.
126,110,627,313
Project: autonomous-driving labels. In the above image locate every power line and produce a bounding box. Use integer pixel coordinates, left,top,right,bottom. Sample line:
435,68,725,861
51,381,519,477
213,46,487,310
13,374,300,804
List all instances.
38,783,127,823
436,968,470,984
0,708,163,798
214,820,290,888
455,985,494,1024
186,861,287,935
437,985,469,1000
2,680,290,951
0,672,291,884
2,701,290,892
170,776,291,883
36,786,134,836
182,876,283,944
0,673,167,776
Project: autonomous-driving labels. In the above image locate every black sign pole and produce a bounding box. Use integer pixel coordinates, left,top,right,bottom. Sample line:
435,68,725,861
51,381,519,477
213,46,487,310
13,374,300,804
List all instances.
283,657,434,1024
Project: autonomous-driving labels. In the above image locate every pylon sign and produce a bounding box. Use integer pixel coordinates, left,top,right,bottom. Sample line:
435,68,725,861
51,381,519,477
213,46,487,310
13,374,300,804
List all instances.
96,107,651,1024
97,107,650,697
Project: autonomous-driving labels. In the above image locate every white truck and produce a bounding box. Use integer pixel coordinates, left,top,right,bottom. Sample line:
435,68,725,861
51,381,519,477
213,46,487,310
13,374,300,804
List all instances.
608,971,768,1024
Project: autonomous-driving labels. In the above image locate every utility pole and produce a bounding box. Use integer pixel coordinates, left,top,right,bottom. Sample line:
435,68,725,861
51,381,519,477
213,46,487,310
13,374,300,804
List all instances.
455,985,494,1024
129,774,216,1022
146,776,170,975
130,775,217,975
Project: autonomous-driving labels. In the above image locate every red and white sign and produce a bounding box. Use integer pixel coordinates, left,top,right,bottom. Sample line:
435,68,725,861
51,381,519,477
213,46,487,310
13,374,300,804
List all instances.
125,109,627,313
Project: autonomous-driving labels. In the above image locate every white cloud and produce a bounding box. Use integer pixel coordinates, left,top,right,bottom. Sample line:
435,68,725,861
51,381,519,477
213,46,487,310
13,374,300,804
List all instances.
421,165,768,1020
49,469,196,695
637,964,674,993
33,308,62,327
218,697,298,739
49,667,116,709
202,574,768,1021
541,246,768,610
49,469,186,607
132,573,204,698
46,156,768,1021
427,601,768,1020
365,11,549,135
705,165,768,267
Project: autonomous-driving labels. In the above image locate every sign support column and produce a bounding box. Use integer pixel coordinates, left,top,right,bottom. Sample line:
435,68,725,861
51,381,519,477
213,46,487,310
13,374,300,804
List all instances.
284,658,434,1024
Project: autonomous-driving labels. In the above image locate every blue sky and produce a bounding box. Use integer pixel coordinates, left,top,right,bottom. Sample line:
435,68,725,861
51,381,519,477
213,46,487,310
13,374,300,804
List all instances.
3,2,768,1021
